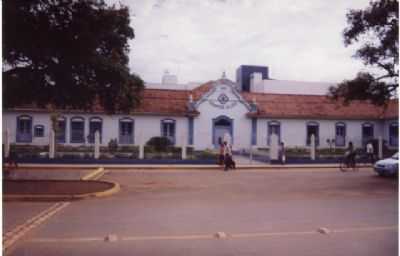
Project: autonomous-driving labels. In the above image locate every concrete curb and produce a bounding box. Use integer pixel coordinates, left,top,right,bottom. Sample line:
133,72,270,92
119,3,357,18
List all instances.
91,164,373,170
3,180,120,202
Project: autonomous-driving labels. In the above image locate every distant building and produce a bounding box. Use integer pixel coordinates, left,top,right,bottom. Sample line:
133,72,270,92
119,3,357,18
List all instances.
236,65,269,92
161,70,178,84
145,70,201,90
251,78,334,95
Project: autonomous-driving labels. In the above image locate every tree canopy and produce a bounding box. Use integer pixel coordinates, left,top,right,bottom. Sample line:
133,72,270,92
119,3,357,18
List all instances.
328,0,398,106
3,0,144,113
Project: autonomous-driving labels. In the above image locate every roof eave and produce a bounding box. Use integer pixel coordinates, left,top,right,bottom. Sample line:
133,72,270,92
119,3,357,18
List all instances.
246,112,390,120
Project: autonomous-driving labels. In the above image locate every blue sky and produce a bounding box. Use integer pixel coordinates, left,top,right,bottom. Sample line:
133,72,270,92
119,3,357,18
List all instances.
108,0,371,84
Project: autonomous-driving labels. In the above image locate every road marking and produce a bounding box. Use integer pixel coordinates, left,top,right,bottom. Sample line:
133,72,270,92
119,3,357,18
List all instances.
232,225,398,239
81,167,105,181
4,202,70,253
28,225,398,244
30,234,215,243
123,234,214,241
231,230,317,238
331,225,398,233
31,237,104,243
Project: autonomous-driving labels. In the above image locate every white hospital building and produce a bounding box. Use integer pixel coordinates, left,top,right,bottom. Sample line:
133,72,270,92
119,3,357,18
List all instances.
3,65,398,152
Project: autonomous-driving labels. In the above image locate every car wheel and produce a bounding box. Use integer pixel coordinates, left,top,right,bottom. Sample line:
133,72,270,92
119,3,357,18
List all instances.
378,172,386,177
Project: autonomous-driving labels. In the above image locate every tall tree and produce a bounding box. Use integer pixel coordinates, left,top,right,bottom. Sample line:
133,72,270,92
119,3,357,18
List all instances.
3,0,144,113
328,0,398,105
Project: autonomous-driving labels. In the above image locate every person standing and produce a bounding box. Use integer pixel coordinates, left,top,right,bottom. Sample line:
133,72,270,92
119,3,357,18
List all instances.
366,141,374,164
218,137,225,166
278,142,286,165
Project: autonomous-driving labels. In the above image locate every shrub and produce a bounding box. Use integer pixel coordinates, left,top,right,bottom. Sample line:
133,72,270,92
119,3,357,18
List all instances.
10,144,49,153
146,137,172,152
193,149,217,159
317,148,346,155
118,145,138,153
58,145,92,153
187,146,194,155
285,147,308,155
108,139,118,154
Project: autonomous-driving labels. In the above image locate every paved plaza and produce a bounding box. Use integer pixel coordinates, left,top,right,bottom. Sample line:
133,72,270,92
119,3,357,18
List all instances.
3,167,398,255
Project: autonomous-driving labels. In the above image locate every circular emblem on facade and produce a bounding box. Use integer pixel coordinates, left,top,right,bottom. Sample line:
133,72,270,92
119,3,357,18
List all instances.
217,93,229,105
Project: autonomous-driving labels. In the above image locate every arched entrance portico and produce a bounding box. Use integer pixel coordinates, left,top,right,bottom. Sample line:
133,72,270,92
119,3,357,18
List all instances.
212,115,233,147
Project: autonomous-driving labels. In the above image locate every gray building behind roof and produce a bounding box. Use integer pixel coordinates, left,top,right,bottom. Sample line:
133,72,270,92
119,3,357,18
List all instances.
236,65,269,92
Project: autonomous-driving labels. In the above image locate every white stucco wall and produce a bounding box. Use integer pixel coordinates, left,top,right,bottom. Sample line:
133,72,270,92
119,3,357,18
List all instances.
3,112,188,147
193,82,252,150
134,116,188,146
383,119,399,149
3,112,51,146
3,110,393,151
255,118,386,149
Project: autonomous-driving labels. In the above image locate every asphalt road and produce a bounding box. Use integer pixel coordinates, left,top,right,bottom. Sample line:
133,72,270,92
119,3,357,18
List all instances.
4,167,398,255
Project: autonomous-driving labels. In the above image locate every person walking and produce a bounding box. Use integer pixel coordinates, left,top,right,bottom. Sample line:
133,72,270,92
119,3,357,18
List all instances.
346,141,356,168
223,141,235,171
366,141,375,164
4,149,18,179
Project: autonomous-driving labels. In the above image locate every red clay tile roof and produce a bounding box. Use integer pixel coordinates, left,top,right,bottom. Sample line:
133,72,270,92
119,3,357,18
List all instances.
5,80,398,119
191,81,214,100
383,99,399,119
7,88,197,116
133,89,196,116
242,92,398,120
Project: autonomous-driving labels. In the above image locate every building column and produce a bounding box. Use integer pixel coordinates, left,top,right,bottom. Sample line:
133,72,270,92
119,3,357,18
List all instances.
251,118,257,146
188,117,194,146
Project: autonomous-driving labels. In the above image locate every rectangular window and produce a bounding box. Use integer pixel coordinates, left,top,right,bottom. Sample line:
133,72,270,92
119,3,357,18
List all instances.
56,119,66,143
16,116,32,142
306,123,319,146
251,118,257,146
162,120,175,144
188,117,194,145
389,123,398,147
119,120,134,144
34,125,44,137
70,120,84,143
89,121,102,143
335,123,346,146
268,122,281,145
362,123,374,146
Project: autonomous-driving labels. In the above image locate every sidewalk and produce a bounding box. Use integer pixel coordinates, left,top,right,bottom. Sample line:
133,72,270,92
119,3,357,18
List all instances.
14,163,372,170
232,154,266,165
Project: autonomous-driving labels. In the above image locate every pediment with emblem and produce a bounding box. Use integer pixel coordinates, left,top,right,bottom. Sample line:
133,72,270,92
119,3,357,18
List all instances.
194,80,251,110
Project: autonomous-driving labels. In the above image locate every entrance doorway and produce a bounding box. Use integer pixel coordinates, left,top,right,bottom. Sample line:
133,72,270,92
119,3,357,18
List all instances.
213,116,233,147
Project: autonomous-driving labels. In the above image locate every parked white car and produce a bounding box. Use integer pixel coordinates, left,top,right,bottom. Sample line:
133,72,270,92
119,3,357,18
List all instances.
374,153,399,177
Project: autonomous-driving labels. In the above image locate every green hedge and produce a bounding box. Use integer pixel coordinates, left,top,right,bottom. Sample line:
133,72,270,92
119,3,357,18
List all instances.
146,137,172,152
192,149,217,159
10,144,49,153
